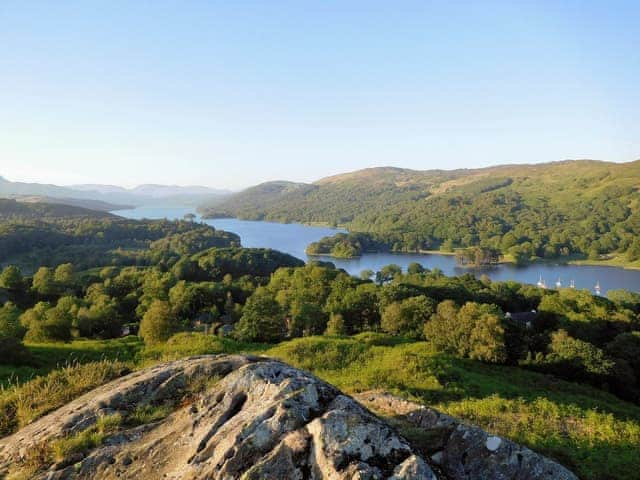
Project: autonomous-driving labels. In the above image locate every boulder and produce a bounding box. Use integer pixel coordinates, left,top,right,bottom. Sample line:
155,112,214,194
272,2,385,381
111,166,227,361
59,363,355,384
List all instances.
355,392,577,480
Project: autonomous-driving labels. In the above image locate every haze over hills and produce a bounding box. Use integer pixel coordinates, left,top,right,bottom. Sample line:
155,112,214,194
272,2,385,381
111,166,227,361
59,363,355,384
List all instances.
0,176,232,209
200,159,640,264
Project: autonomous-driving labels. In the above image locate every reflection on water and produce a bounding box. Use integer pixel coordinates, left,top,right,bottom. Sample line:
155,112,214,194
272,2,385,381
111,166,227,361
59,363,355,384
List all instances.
115,206,640,295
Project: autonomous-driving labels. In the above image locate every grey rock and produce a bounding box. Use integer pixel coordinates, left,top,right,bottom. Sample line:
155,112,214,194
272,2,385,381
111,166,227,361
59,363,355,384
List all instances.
355,391,578,480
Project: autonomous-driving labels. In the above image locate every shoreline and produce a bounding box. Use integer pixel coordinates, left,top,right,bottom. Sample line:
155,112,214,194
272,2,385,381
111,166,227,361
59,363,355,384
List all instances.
157,211,640,271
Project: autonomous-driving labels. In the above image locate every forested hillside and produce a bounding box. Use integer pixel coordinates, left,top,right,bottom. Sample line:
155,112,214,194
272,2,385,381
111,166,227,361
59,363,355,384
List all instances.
201,160,640,264
0,199,240,270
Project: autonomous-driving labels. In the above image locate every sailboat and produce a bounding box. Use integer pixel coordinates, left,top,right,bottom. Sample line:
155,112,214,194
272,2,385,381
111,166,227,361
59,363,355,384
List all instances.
569,279,575,289
537,274,546,289
555,277,562,288
594,281,601,295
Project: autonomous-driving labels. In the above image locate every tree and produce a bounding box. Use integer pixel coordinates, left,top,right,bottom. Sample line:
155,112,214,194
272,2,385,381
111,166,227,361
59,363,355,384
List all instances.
606,332,640,374
626,238,640,262
359,269,374,281
407,262,425,275
234,288,285,343
139,300,178,345
288,300,327,337
54,263,75,286
376,264,402,284
0,303,31,364
424,301,507,363
0,302,25,340
183,213,197,222
326,283,380,334
326,313,346,336
0,265,23,292
440,239,454,252
547,329,615,377
32,267,56,296
381,296,435,338
21,301,73,342
469,313,507,363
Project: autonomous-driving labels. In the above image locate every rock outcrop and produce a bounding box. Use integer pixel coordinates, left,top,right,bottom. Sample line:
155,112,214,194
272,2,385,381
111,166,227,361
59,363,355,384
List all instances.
0,355,577,480
355,392,577,480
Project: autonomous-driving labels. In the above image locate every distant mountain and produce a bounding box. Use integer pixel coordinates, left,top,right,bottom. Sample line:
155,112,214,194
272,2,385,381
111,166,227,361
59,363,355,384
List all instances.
0,176,80,198
0,176,232,208
198,159,640,263
8,195,131,212
0,197,114,220
72,183,231,198
70,184,129,194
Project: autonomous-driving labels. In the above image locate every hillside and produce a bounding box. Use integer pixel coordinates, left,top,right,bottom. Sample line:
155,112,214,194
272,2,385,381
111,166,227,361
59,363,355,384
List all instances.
6,195,131,212
0,199,240,269
200,160,640,263
0,198,114,220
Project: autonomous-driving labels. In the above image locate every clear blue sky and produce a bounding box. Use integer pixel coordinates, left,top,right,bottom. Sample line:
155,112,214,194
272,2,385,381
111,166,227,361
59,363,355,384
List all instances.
1,1,638,189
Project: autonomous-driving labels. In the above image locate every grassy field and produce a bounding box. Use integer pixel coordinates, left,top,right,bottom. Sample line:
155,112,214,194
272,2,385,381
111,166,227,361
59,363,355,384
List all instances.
1,333,639,480
0,337,142,386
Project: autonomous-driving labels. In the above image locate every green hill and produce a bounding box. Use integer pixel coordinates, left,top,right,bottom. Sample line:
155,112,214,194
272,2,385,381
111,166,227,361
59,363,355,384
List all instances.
0,199,240,270
200,160,640,264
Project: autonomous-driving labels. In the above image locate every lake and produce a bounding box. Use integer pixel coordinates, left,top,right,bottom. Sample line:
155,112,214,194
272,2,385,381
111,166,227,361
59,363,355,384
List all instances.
116,206,640,295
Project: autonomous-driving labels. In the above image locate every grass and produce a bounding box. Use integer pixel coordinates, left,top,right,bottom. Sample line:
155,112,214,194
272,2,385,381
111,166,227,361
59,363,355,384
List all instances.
0,358,130,437
125,403,173,426
1,332,639,480
51,413,122,462
0,336,142,386
6,413,123,479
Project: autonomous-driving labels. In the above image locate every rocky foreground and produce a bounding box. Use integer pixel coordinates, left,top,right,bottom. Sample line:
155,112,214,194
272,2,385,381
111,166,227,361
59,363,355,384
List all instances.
0,355,577,479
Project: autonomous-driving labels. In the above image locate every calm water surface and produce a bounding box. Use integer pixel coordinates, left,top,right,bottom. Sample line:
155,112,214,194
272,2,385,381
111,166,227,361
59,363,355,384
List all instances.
116,206,640,295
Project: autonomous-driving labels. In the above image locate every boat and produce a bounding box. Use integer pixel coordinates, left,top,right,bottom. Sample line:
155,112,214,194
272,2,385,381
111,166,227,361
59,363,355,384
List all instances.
594,281,601,295
555,277,562,288
569,279,575,289
536,274,546,289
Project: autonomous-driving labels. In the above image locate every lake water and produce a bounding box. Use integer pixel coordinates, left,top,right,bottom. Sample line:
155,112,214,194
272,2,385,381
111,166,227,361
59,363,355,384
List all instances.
116,206,640,295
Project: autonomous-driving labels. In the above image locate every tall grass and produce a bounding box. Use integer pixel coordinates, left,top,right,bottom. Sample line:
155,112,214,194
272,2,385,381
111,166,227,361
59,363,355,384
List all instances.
0,359,129,436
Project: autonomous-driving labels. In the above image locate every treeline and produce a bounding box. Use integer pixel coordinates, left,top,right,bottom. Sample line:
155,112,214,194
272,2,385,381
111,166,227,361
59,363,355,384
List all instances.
0,247,302,359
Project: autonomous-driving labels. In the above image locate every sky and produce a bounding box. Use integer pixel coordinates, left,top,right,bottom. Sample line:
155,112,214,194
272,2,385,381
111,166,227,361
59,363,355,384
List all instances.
0,1,638,189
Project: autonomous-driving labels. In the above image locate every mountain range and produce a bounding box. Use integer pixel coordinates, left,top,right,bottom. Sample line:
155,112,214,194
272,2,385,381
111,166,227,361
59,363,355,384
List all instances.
0,176,231,209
